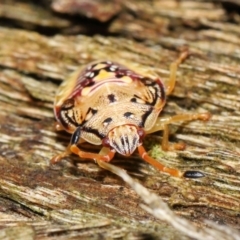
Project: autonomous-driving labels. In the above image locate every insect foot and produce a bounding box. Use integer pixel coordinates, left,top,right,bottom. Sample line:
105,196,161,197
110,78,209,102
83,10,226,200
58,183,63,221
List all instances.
197,112,211,121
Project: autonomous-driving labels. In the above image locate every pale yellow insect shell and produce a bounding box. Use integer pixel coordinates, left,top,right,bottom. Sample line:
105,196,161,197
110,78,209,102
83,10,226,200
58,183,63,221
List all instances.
120,76,132,83
81,87,91,97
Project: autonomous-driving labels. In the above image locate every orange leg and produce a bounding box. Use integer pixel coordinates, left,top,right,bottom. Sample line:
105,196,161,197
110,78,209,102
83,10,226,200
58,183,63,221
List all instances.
70,145,115,162
161,124,186,151
166,51,189,96
142,112,210,178
51,125,115,164
51,135,85,164
147,112,211,150
51,144,72,164
51,144,115,164
138,145,204,178
138,145,183,177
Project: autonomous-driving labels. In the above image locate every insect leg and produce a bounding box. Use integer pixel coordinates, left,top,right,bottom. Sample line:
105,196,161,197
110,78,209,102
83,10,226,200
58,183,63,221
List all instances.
51,126,84,164
51,142,114,164
69,127,115,162
138,145,183,177
147,112,210,150
70,145,115,162
144,113,210,178
51,144,72,164
166,51,189,95
139,144,205,178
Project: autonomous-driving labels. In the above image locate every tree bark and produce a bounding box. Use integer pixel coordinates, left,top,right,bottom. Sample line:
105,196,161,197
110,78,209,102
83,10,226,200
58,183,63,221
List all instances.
0,1,239,239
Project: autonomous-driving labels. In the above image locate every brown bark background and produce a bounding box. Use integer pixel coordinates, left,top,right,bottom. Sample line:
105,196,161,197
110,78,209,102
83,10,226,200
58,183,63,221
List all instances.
0,0,239,239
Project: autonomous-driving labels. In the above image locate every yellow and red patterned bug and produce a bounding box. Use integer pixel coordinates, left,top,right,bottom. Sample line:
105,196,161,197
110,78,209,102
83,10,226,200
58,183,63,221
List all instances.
52,52,210,178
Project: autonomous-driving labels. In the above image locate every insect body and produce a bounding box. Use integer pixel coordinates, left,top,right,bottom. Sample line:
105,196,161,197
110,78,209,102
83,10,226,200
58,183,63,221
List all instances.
52,52,210,178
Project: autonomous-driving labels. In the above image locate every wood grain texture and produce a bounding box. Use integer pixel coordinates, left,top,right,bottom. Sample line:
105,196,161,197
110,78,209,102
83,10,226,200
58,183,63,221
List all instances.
0,0,239,239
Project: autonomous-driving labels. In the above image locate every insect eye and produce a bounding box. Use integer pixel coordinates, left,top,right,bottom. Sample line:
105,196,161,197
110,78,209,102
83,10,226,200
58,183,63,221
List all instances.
137,128,145,142
102,137,110,147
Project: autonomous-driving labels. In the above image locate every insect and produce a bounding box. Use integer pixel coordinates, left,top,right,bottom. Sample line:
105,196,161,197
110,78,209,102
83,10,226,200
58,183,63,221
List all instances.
51,51,210,178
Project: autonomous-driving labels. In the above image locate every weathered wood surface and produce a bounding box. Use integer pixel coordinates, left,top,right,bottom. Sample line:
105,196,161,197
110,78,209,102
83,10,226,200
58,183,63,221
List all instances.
0,0,239,239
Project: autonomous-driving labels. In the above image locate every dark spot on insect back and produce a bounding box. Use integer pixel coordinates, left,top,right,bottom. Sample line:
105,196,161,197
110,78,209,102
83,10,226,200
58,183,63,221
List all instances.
103,117,113,126
124,112,133,118
130,94,147,104
130,97,137,103
91,108,98,115
87,107,98,115
107,94,116,103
